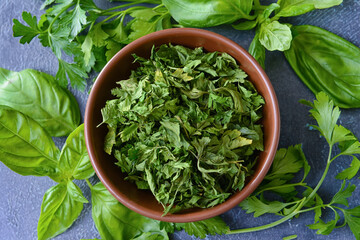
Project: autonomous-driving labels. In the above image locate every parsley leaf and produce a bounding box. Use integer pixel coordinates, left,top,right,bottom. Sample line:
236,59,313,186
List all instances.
343,206,360,239
302,92,340,145
330,181,356,207
13,12,41,44
64,2,87,38
336,156,360,180
307,212,339,235
56,59,88,90
240,196,292,217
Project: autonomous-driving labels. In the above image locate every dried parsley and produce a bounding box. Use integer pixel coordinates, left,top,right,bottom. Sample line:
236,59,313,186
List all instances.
101,44,265,214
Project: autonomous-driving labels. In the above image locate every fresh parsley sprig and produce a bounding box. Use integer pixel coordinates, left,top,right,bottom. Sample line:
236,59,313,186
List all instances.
13,0,170,90
224,92,360,239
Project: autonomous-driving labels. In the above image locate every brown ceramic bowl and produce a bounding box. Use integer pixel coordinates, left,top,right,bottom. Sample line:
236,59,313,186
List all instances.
84,28,280,223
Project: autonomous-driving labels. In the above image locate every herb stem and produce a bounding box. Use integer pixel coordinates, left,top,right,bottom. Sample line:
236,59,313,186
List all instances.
100,0,155,14
301,146,332,206
227,211,298,234
229,146,334,235
85,179,93,189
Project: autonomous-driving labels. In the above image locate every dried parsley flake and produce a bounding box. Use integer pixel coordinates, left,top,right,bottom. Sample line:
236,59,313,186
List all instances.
101,44,264,214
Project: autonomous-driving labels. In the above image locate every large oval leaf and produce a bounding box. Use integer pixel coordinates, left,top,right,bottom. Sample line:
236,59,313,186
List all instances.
259,21,292,51
284,25,360,108
0,68,80,137
90,182,168,240
37,181,87,240
57,124,95,180
162,0,253,27
0,107,60,176
276,0,342,18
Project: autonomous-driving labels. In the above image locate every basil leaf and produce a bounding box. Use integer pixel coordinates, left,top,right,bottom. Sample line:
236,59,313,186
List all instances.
37,181,86,240
284,25,360,108
276,0,343,18
249,31,266,69
0,107,60,177
181,216,229,238
232,20,257,30
56,124,95,181
162,0,254,27
90,182,168,240
0,68,80,137
259,20,292,51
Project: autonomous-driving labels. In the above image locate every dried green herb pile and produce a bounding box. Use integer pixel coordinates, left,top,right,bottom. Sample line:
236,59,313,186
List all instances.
101,44,265,214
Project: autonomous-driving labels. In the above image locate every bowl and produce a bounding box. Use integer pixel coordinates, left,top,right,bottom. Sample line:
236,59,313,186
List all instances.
84,28,280,223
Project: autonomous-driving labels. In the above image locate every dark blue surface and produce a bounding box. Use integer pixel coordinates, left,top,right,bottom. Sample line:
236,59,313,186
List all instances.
0,1,360,239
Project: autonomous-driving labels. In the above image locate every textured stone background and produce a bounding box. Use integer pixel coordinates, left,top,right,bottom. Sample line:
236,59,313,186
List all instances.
0,0,359,239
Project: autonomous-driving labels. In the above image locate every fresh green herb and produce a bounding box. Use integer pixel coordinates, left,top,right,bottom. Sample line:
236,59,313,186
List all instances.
0,68,80,137
179,216,230,238
54,124,95,181
284,25,360,108
37,180,88,240
14,0,360,110
224,92,360,239
36,124,95,240
162,0,255,27
7,1,360,240
89,181,168,240
0,107,60,178
101,43,264,214
13,0,170,90
160,215,229,238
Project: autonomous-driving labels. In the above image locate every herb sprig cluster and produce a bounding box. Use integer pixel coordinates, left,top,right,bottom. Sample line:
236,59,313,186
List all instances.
101,44,264,214
5,0,360,239
13,0,360,109
13,0,171,90
226,92,360,239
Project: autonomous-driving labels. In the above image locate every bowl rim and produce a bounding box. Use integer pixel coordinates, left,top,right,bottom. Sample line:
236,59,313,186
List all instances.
84,27,280,222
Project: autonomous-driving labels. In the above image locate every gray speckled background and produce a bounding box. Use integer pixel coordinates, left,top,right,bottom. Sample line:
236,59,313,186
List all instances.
1,1,360,240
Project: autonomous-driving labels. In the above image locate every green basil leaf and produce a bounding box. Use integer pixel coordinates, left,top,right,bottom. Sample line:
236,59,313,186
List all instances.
131,232,167,240
259,20,292,51
0,68,81,137
37,181,86,240
0,107,60,177
232,20,257,30
56,124,94,181
262,3,280,19
248,31,266,69
90,182,168,240
284,25,360,108
162,0,254,27
182,216,229,238
276,0,342,18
